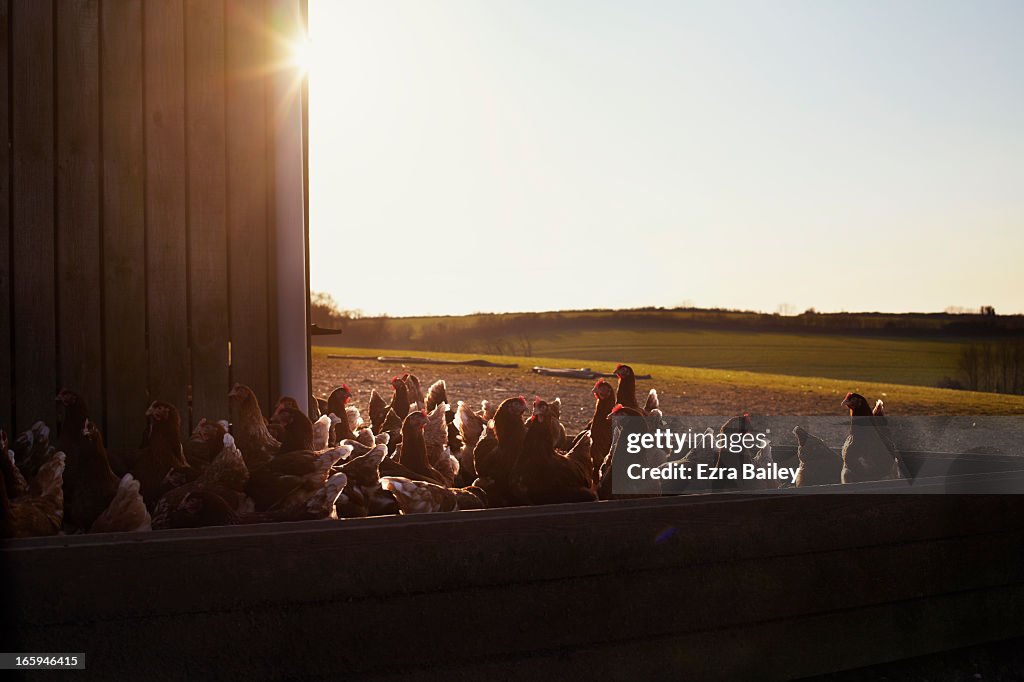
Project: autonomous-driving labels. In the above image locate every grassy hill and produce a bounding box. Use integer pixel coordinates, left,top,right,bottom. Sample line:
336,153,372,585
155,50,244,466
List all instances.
312,308,1024,388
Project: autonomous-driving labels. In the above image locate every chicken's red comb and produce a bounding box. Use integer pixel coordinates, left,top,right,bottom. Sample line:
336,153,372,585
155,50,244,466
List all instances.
610,403,626,414
342,383,350,391
518,395,526,402
615,363,625,370
533,396,542,406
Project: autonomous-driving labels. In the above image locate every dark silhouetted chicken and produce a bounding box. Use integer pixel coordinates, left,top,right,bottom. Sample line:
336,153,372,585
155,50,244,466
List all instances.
793,425,842,487
473,396,529,507
841,392,901,483
513,400,595,506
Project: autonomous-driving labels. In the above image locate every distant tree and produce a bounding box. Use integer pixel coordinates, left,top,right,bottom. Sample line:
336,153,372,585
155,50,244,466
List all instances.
775,303,796,316
981,305,996,316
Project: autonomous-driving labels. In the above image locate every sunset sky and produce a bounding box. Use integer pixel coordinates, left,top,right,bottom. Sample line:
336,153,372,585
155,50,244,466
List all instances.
307,0,1023,318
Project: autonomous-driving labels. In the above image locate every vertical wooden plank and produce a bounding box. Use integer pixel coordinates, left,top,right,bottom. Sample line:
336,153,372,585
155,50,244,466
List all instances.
144,0,189,430
226,0,271,410
263,0,280,408
55,0,103,431
185,0,229,426
10,0,56,433
0,0,12,432
101,0,148,449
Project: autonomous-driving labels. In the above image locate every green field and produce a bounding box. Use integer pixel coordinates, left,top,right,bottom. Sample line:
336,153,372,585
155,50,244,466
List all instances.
514,328,963,387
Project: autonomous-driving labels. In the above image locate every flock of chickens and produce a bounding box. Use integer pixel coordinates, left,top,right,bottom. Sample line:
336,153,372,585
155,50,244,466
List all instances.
0,364,905,538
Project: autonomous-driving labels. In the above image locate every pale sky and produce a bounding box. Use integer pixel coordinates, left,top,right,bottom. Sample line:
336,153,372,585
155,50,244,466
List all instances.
307,0,1024,318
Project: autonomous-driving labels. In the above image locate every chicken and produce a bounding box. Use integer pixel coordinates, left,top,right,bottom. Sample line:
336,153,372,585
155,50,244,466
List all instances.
388,376,412,420
425,379,448,412
588,380,617,484
513,400,596,506
273,407,316,453
65,420,119,531
368,389,389,433
612,364,659,415
612,364,639,410
548,397,569,449
89,474,152,533
123,401,188,510
840,392,901,484
183,418,228,472
200,433,250,492
247,444,351,512
453,400,486,481
380,476,487,515
792,426,842,487
404,373,426,412
312,415,331,451
473,396,529,507
56,388,95,513
0,451,65,538
268,396,301,443
326,384,356,444
334,444,391,517
151,434,253,528
384,411,445,485
714,414,758,491
160,472,347,528
12,421,52,480
597,404,665,500
228,383,280,468
423,402,458,486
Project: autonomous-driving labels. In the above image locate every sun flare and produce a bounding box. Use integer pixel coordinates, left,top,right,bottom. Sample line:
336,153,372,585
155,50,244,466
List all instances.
290,34,313,75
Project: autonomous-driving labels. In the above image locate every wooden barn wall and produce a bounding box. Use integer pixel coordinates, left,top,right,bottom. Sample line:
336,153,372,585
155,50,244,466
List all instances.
0,0,291,444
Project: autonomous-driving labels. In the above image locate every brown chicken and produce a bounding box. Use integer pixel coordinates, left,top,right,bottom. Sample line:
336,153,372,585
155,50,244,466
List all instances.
380,476,487,514
612,364,660,414
160,472,347,529
183,418,229,472
56,388,95,514
368,388,389,433
513,400,596,506
229,383,280,468
326,384,355,444
89,473,152,533
151,433,253,529
453,400,487,481
404,373,426,412
841,392,902,483
247,444,350,512
472,396,529,507
0,452,65,538
588,380,617,483
334,444,394,517
388,375,412,420
65,420,119,531
423,402,457,486
273,407,316,453
793,425,843,487
121,402,189,510
384,411,445,485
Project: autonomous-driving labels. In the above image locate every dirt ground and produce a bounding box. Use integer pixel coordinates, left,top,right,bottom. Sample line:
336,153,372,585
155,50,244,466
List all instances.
313,356,1024,454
